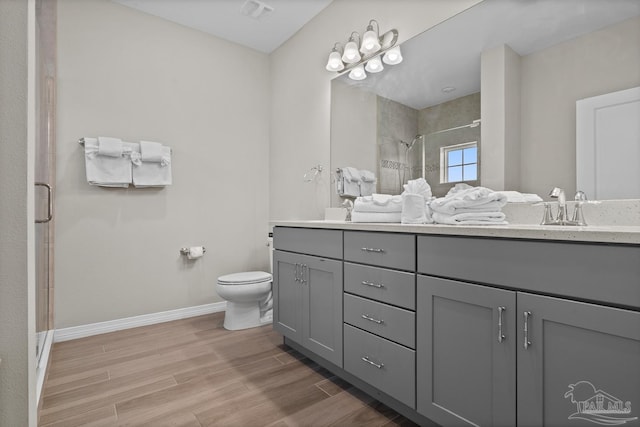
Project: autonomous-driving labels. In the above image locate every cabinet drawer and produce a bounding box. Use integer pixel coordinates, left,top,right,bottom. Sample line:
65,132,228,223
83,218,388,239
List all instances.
344,294,415,348
344,262,415,309
344,231,415,271
344,324,415,408
273,227,343,259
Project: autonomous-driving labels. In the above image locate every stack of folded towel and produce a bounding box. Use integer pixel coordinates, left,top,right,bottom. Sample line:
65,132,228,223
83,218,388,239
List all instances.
430,183,508,225
351,193,402,223
497,191,543,203
336,167,377,197
401,178,434,224
83,137,172,188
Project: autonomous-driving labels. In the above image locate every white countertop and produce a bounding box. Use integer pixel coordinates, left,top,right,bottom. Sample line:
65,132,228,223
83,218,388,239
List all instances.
270,220,640,245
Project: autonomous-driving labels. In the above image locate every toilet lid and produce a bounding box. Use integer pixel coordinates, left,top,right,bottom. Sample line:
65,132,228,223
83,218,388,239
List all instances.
218,271,272,285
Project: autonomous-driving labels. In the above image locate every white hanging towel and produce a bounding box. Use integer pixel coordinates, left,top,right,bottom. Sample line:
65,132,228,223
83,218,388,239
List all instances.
133,144,172,187
83,138,132,187
359,169,377,196
337,167,361,197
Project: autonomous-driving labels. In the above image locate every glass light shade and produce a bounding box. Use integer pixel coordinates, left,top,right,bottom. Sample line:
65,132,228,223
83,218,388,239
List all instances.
360,29,381,54
342,40,361,64
348,64,367,81
365,56,384,73
325,50,344,71
382,45,403,65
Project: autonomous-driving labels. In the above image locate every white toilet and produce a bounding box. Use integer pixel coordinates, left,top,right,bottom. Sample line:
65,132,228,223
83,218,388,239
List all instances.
215,239,274,330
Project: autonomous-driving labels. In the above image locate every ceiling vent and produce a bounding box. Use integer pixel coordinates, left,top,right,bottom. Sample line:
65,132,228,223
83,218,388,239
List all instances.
240,0,275,20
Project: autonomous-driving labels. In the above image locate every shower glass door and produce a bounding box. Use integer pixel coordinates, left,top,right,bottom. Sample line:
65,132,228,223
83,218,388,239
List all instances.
35,0,56,367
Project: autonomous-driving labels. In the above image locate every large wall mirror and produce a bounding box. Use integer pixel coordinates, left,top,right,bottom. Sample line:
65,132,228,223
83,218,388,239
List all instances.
330,0,640,207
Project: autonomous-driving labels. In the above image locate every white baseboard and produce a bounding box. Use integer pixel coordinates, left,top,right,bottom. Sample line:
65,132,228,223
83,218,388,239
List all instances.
54,302,226,343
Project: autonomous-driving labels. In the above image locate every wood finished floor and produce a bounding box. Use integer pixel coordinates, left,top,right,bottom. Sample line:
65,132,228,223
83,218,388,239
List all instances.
39,313,418,426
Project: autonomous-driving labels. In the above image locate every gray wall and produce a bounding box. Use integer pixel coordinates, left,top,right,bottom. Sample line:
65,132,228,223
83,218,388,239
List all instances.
520,16,640,197
55,0,270,328
0,0,37,425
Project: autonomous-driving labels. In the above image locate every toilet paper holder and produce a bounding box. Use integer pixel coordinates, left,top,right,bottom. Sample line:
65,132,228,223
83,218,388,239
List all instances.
180,247,206,255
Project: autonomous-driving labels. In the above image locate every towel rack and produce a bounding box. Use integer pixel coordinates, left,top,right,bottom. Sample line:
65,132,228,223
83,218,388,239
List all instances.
78,138,172,153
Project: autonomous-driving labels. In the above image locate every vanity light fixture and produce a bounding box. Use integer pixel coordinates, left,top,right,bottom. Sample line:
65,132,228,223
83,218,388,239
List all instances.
326,19,401,81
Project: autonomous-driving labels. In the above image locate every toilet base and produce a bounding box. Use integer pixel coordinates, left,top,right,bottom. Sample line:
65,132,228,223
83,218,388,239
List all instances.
223,301,272,330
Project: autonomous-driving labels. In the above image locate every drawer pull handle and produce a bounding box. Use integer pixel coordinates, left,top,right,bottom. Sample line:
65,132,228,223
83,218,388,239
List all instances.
523,311,532,350
497,306,506,343
361,280,385,289
361,314,384,324
361,356,384,369
361,247,385,253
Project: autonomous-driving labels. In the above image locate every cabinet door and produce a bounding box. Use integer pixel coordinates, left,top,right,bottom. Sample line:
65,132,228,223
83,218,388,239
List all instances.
301,254,343,367
273,250,302,342
417,275,516,427
517,293,640,427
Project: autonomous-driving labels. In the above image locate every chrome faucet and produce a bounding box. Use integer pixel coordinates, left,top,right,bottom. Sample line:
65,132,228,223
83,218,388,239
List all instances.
541,188,588,226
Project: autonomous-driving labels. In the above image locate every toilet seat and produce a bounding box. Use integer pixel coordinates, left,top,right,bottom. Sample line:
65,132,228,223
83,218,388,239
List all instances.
217,271,272,286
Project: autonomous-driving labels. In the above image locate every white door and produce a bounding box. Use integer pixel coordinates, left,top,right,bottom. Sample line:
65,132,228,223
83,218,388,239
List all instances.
576,86,640,200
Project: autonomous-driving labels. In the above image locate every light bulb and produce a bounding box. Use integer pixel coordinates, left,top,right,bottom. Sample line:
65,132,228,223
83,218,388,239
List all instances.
348,64,367,81
382,45,403,65
365,56,384,73
325,50,344,72
360,29,381,54
342,40,361,63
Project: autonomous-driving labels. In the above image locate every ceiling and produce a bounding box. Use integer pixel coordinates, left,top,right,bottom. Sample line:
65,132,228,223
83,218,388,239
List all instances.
340,0,640,110
112,0,333,53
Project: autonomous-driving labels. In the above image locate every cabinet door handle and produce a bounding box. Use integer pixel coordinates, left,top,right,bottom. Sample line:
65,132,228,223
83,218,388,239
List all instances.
497,306,506,343
361,356,384,369
523,311,532,349
361,280,385,289
294,263,300,282
360,247,385,253
361,314,384,324
301,264,307,284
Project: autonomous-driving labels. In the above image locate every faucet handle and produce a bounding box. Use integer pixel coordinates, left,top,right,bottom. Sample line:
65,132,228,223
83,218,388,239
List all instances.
571,191,588,226
574,190,587,202
540,203,555,225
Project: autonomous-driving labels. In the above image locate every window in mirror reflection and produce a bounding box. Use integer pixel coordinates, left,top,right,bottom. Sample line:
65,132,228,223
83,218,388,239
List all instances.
441,142,477,183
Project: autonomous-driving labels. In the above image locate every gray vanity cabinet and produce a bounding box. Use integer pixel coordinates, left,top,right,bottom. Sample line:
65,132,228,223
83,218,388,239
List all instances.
272,248,343,367
416,275,517,427
517,293,640,427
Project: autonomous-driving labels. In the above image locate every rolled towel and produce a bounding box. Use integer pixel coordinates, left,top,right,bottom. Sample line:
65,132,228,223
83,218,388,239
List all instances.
360,170,376,182
360,170,377,196
354,194,402,213
351,211,401,223
140,140,165,162
432,211,508,225
97,136,123,157
401,193,429,224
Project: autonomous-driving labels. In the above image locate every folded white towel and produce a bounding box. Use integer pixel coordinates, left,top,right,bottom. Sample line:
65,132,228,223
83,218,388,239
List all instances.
430,184,507,214
432,211,508,225
84,138,131,187
354,194,402,213
401,193,429,224
133,145,172,187
97,136,124,157
351,211,401,223
140,141,165,163
497,191,543,203
403,178,432,200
